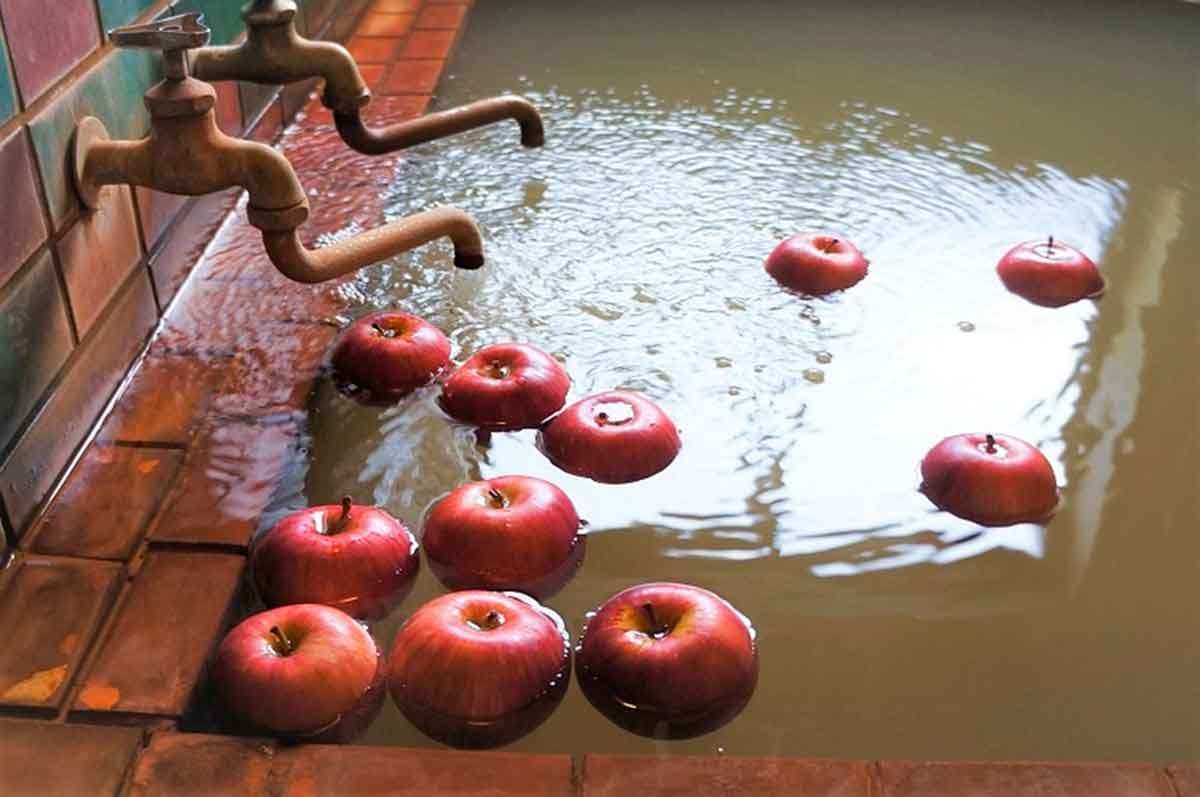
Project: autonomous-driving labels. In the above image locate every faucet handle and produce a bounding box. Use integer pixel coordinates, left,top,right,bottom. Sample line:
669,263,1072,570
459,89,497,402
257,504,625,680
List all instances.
108,12,211,51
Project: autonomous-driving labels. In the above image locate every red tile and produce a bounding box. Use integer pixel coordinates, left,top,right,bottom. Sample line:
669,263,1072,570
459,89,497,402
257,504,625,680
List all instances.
0,128,50,290
149,419,298,549
381,59,445,95
362,93,432,123
56,185,144,337
0,718,141,796
135,187,188,252
249,98,285,145
356,11,415,37
99,352,230,445
148,188,242,306
72,550,245,718
877,761,1175,797
128,732,275,797
349,35,406,64
361,64,387,90
415,3,467,29
271,745,574,796
373,0,421,12
1168,766,1200,796
0,555,121,711
401,29,457,60
0,0,101,103
25,445,183,560
583,755,871,797
214,80,243,135
0,270,157,533
212,323,337,417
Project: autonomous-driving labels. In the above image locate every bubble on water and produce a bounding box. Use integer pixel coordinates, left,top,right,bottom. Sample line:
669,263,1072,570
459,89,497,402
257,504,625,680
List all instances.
815,351,833,364
803,368,825,384
957,321,976,332
715,356,733,368
728,386,742,396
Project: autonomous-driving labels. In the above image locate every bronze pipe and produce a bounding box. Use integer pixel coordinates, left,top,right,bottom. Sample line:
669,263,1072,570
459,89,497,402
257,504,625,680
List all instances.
259,207,485,284
334,95,545,155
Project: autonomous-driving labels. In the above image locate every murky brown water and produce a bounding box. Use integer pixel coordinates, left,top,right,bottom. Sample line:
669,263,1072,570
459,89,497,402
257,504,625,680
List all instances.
286,0,1200,761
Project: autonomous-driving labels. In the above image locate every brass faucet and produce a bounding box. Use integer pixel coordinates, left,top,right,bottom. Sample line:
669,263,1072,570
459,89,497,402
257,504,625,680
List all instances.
71,14,484,284
189,0,545,154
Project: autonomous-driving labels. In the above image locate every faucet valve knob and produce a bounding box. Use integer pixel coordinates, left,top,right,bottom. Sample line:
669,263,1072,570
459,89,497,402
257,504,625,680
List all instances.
108,12,211,50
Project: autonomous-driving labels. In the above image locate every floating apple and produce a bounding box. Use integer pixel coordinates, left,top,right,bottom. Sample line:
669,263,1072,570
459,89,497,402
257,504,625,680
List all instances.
422,475,585,599
920,432,1060,526
439,343,570,430
387,590,571,748
332,311,450,399
764,232,868,295
538,390,680,483
210,603,382,738
251,497,419,620
576,582,758,739
996,236,1105,307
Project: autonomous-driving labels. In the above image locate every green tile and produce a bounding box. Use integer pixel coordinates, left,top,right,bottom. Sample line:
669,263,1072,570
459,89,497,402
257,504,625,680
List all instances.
98,0,158,30
0,251,74,456
174,0,246,46
28,48,158,229
0,28,16,122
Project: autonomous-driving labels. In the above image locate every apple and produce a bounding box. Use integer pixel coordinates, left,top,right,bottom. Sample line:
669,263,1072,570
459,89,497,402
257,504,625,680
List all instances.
920,432,1060,526
996,236,1105,307
331,311,450,399
422,475,585,599
251,497,419,620
764,232,869,295
387,590,571,748
439,343,570,430
210,603,382,738
575,582,758,739
538,390,681,483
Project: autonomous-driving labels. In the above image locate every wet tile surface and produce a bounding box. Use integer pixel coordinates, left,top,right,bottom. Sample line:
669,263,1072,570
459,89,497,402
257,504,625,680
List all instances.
374,0,421,12
0,556,120,711
73,551,244,718
414,3,467,29
350,35,407,64
357,11,416,37
380,59,445,95
98,352,230,445
401,29,457,60
212,323,337,417
877,761,1175,796
0,128,50,290
129,732,275,797
583,754,872,797
0,0,100,104
1168,767,1200,796
26,445,183,560
0,718,141,797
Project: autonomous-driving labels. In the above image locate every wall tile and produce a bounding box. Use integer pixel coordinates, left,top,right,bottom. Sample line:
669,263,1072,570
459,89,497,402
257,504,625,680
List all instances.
98,0,158,30
148,188,241,307
0,0,100,104
56,185,143,338
135,187,188,252
174,0,246,46
0,251,74,459
0,128,49,290
0,269,156,533
0,26,16,122
28,48,157,229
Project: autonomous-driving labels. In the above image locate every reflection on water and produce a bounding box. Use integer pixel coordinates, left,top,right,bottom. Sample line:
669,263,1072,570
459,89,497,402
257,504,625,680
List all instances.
290,0,1200,761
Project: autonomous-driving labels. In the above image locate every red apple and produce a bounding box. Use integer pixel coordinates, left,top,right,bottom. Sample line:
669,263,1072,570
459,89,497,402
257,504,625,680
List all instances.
576,582,758,739
422,475,585,599
332,311,450,399
764,232,868,295
210,604,381,737
538,390,681,483
996,236,1105,307
439,343,570,430
920,432,1060,526
387,590,571,748
251,497,419,620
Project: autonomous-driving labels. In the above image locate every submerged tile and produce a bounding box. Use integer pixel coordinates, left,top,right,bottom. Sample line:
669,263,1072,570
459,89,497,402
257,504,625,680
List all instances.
128,732,275,797
0,718,141,796
1168,767,1200,796
212,323,337,417
98,352,231,445
0,555,121,711
583,754,872,797
72,550,244,718
877,761,1175,797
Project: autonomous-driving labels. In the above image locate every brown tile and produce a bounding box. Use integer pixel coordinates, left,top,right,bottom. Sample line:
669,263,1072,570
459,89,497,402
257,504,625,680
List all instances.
381,59,445,95
373,0,421,12
0,269,157,533
281,78,318,123
356,11,415,37
249,97,285,144
1168,766,1200,796
271,746,574,796
214,80,243,135
0,250,75,457
56,185,144,337
877,761,1175,797
25,445,183,560
212,323,336,417
330,0,375,41
72,550,244,718
415,3,467,29
0,555,121,711
150,419,298,549
148,188,242,307
135,188,188,252
0,718,141,796
361,64,387,90
128,732,275,797
401,29,457,60
0,0,101,103
99,352,230,445
0,129,50,290
584,755,871,797
349,35,406,64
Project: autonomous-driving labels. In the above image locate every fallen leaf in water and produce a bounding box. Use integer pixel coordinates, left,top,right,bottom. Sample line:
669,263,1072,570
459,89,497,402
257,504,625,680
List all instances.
2,665,68,702
79,684,121,710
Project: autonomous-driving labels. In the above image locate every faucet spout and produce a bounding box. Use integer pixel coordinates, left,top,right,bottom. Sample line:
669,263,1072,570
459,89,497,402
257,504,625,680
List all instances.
334,95,545,155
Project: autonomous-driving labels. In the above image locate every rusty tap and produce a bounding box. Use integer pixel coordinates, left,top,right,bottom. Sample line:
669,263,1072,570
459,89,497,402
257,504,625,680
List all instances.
189,0,544,154
71,13,484,284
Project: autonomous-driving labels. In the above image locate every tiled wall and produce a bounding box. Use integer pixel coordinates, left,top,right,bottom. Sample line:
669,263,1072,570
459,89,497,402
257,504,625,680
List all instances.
0,0,358,543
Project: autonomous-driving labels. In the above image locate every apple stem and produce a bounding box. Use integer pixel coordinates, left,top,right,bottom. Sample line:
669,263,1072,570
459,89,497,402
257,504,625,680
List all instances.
985,433,997,454
1047,235,1054,251
484,610,503,629
596,412,609,426
269,626,293,656
486,488,508,509
822,238,840,253
330,496,353,533
642,602,667,636
372,323,397,338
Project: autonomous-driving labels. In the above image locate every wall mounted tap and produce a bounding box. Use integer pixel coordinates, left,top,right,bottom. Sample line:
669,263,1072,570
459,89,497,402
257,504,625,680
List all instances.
71,14,484,284
189,0,544,154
